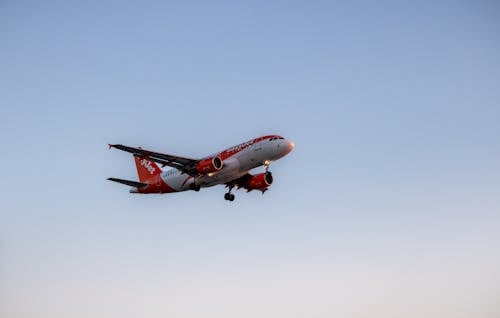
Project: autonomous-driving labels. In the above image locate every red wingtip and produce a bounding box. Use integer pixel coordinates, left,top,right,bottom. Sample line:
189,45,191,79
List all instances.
108,144,113,150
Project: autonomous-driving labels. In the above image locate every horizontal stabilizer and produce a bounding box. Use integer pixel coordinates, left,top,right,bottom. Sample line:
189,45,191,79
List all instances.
107,178,147,188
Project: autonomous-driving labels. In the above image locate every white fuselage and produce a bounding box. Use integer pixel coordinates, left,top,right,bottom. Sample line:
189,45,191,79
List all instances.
157,137,294,192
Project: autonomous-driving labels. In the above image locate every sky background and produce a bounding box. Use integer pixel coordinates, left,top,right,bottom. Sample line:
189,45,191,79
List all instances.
1,1,499,317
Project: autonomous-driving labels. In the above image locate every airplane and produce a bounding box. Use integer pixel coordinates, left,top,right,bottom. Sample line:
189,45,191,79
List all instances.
107,135,295,201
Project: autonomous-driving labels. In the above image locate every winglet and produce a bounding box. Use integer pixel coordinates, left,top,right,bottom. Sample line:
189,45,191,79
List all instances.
108,144,113,150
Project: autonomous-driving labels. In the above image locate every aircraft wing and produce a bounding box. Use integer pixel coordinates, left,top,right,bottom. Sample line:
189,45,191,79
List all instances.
109,144,199,175
227,173,253,188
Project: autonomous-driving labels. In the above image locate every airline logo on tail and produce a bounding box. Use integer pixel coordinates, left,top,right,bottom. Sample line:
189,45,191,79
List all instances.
140,159,156,175
134,155,161,182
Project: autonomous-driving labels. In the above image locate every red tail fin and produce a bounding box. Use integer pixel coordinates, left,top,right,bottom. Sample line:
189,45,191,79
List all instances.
134,156,161,182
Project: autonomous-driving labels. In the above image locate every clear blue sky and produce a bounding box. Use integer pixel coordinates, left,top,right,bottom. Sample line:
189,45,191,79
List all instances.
1,1,499,317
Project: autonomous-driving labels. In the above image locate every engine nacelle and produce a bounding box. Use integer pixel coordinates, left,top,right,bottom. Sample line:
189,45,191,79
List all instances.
196,156,223,174
247,172,273,190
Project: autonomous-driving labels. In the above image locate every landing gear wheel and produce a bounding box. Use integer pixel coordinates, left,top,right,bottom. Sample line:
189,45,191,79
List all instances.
224,186,236,201
224,192,235,201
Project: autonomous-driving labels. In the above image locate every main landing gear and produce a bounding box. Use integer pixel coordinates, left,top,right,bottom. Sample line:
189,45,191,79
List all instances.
189,183,201,192
224,185,235,201
224,192,235,201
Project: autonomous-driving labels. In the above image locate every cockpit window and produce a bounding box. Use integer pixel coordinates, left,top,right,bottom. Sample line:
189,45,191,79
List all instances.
269,136,284,141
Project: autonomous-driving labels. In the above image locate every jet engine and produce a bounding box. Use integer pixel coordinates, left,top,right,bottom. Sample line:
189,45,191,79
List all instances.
196,156,223,174
246,172,273,190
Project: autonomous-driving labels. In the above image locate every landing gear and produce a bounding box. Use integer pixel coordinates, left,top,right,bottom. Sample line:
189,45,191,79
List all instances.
224,185,235,201
189,183,201,192
264,160,271,172
263,160,273,182
224,192,235,201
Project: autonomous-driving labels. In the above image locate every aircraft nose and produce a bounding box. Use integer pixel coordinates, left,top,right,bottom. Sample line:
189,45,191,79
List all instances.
286,140,295,153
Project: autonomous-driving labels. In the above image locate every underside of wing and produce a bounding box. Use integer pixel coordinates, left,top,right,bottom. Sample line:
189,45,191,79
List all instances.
227,173,253,188
226,172,273,193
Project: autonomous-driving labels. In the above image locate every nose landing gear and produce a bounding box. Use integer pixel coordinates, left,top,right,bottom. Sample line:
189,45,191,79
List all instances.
264,160,271,172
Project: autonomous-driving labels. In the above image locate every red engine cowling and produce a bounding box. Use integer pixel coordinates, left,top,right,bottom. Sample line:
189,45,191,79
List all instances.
196,156,223,174
247,172,273,190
